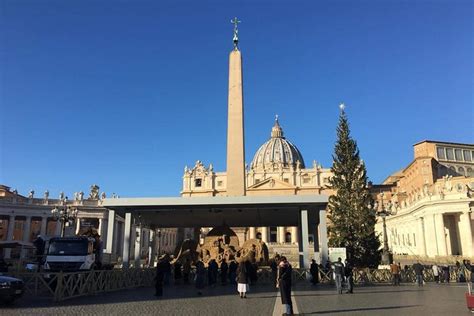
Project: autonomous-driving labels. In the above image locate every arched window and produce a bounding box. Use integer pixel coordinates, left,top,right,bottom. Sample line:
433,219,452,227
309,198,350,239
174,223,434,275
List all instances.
467,167,474,177
256,232,262,240
458,167,465,176
285,232,291,243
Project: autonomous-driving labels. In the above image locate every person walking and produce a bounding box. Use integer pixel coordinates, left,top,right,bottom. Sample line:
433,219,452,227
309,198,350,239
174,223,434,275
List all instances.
432,263,440,284
413,261,424,287
229,260,237,285
195,260,206,295
344,259,354,294
236,260,249,298
154,256,166,297
310,259,319,285
183,259,191,284
390,261,400,285
277,256,294,315
333,257,345,294
220,259,228,285
442,265,450,283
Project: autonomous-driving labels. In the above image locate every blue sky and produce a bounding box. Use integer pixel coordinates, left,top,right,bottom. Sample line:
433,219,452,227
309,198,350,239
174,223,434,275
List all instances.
1,0,473,198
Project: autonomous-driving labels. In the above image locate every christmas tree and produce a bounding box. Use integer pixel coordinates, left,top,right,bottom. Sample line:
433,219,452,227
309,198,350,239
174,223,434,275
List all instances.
327,104,381,268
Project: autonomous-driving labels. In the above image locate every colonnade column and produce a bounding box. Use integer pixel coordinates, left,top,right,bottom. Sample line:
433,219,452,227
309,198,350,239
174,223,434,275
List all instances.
21,216,32,258
105,210,115,254
40,217,48,236
261,227,269,243
54,219,62,236
298,210,309,269
434,213,448,256
5,215,16,259
459,211,473,257
249,227,256,239
291,227,298,244
278,227,285,244
319,210,328,265
122,213,132,268
417,217,427,257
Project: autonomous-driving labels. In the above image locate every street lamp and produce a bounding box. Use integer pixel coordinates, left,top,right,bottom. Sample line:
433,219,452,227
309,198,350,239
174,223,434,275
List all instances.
373,192,393,265
157,229,162,256
51,197,78,237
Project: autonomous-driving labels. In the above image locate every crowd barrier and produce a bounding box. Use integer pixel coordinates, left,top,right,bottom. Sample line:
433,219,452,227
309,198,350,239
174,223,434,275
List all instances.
9,266,472,302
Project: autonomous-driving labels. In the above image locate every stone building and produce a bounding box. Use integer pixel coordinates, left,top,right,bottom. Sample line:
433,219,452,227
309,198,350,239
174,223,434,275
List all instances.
374,140,474,261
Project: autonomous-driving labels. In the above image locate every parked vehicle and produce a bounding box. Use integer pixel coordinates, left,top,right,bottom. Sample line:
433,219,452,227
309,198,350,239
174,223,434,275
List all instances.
43,236,96,272
0,275,24,304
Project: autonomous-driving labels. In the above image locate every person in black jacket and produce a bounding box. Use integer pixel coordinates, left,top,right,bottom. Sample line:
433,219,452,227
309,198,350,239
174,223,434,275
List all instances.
154,257,166,297
236,261,249,298
220,259,228,285
344,259,354,294
277,256,293,315
310,259,319,285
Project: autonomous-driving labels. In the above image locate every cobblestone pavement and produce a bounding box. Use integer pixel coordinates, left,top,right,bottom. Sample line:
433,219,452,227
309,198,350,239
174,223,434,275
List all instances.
294,283,469,315
1,282,469,315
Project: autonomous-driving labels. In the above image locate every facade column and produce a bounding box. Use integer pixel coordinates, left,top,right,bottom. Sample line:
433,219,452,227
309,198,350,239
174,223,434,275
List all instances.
75,218,81,235
312,222,320,262
434,213,448,256
291,227,298,244
122,213,132,268
459,211,473,257
54,219,62,236
40,217,48,236
417,217,427,257
261,227,269,243
100,218,108,249
105,210,115,254
5,215,16,259
249,227,256,239
278,227,285,244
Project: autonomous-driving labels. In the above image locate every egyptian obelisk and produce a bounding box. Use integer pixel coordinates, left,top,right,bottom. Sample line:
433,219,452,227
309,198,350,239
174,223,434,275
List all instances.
226,18,246,196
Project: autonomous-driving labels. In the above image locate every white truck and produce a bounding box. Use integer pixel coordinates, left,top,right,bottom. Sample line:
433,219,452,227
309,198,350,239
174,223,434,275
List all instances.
43,236,97,272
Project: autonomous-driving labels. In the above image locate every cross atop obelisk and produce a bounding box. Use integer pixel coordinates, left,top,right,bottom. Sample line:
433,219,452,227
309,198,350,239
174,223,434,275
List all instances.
231,17,241,50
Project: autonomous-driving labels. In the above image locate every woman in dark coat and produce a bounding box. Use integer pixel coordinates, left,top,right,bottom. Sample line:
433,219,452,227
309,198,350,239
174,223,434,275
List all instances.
195,260,206,295
277,256,293,315
236,261,249,298
154,258,166,297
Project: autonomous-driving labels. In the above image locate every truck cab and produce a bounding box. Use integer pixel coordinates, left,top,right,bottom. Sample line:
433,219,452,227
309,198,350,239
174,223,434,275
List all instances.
43,236,96,272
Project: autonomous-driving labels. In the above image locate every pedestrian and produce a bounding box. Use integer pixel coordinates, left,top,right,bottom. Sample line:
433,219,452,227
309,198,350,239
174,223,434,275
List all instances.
163,256,172,285
310,259,319,285
220,259,228,285
229,260,237,285
333,257,344,294
277,256,294,315
413,261,424,287
270,256,279,285
208,259,218,287
183,259,191,284
432,263,440,283
390,261,400,285
174,260,182,284
195,260,206,295
442,265,450,283
344,259,354,294
154,256,166,297
236,260,249,298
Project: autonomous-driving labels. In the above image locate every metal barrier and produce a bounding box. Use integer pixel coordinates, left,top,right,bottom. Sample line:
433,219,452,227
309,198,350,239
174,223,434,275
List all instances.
11,266,472,302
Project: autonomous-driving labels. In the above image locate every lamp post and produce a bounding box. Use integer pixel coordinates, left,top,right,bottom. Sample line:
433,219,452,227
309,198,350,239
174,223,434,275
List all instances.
51,197,78,237
374,192,392,265
157,229,162,256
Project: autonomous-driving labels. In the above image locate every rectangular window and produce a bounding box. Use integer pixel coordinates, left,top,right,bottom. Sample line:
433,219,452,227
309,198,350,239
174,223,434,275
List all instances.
194,179,202,187
455,149,463,161
446,148,454,160
436,147,446,160
217,181,223,187
463,150,472,162
283,178,289,183
255,179,260,184
303,177,310,184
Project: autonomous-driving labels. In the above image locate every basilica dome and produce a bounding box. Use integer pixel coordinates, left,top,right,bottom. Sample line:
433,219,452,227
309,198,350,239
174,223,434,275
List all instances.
250,118,305,170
